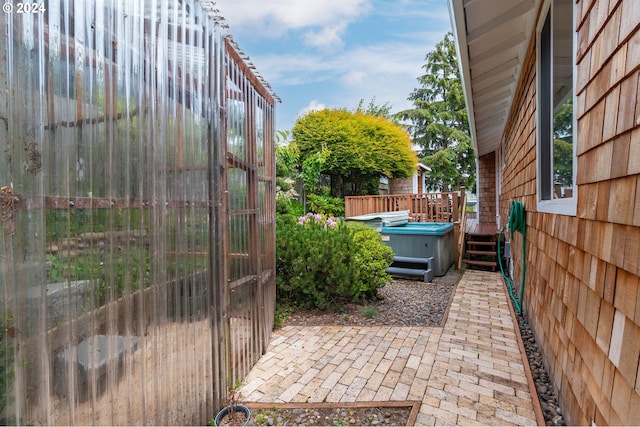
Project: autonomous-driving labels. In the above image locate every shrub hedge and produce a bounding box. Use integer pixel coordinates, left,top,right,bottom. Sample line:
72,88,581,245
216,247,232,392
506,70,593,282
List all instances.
276,213,393,309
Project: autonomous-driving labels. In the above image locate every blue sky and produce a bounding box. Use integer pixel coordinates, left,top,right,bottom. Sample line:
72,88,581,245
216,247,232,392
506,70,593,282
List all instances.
214,0,453,133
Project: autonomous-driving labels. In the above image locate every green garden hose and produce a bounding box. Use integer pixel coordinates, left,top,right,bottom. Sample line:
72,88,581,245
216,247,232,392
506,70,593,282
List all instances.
498,200,527,314
498,228,521,314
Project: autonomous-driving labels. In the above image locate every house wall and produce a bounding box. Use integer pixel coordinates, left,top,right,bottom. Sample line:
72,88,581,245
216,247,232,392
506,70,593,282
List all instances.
388,170,426,195
478,152,497,223
389,170,423,194
498,1,640,425
389,177,414,194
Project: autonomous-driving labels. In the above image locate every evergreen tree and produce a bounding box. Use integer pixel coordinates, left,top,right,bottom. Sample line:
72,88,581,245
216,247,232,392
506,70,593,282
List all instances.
553,98,574,187
396,32,475,192
355,97,395,122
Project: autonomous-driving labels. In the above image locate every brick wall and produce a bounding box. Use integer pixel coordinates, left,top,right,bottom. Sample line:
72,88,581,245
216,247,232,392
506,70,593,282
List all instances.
478,152,496,223
498,1,640,425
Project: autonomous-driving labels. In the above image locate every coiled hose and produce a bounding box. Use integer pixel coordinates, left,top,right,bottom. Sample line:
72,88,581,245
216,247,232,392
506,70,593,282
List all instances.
498,200,526,314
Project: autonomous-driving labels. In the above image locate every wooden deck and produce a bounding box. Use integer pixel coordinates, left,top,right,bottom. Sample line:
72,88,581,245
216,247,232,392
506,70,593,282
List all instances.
462,218,500,271
464,217,498,236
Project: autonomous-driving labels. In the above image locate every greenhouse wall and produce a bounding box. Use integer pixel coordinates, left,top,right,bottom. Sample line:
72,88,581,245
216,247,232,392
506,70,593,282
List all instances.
0,1,276,424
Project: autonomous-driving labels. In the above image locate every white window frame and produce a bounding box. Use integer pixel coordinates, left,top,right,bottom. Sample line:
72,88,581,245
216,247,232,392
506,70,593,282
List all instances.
536,0,577,216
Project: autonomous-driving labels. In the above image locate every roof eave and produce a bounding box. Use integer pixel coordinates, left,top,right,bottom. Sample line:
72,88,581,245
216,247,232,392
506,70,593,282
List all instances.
448,0,539,158
448,0,480,157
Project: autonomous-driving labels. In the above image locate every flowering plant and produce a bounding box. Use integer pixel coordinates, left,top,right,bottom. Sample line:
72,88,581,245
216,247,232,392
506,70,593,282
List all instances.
297,212,337,229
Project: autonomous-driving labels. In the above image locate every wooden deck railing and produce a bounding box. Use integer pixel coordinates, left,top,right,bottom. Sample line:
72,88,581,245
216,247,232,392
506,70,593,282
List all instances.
457,191,468,269
345,188,466,223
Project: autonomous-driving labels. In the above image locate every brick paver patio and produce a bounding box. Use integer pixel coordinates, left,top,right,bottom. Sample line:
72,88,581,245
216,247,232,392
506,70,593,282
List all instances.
239,270,544,426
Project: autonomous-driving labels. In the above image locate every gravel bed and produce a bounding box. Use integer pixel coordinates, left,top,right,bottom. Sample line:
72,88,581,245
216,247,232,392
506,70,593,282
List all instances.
249,405,411,426
283,274,459,327
514,311,566,426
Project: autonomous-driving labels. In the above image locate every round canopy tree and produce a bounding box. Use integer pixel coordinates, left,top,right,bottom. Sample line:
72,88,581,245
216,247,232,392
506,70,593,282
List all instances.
292,108,418,198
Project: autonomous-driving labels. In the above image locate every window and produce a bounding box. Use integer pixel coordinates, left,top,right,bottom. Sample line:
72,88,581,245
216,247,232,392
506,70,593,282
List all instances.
536,0,576,215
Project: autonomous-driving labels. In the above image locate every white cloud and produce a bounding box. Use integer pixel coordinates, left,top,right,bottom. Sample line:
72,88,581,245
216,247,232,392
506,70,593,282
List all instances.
253,35,446,124
254,38,432,87
341,70,368,86
297,100,327,118
249,53,336,86
303,21,348,50
214,0,370,46
212,0,453,130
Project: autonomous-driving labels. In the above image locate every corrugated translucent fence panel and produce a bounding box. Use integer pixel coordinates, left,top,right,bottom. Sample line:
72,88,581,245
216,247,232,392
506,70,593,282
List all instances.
257,99,276,340
223,43,276,385
226,56,253,385
3,8,51,424
0,0,280,423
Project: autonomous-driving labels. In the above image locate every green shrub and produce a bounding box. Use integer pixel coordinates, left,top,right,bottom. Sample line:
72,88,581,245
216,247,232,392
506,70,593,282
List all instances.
276,214,392,310
276,176,302,217
347,222,394,298
306,194,345,217
276,213,357,309
276,197,304,217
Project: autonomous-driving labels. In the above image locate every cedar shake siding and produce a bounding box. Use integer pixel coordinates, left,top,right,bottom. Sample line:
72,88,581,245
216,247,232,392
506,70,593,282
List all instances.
389,177,415,194
478,152,497,224
452,0,640,425
498,1,640,425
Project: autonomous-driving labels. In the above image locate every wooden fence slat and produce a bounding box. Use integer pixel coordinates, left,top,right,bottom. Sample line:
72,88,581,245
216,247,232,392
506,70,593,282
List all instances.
344,190,464,223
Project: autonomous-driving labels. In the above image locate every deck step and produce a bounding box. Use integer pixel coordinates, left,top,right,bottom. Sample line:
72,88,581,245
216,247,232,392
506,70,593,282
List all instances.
465,249,497,256
463,231,499,272
392,256,432,265
386,266,434,283
463,259,497,267
387,256,434,282
466,240,496,247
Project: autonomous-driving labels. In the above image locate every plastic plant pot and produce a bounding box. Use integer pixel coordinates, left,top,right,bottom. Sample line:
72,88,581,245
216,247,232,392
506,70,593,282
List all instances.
214,404,251,426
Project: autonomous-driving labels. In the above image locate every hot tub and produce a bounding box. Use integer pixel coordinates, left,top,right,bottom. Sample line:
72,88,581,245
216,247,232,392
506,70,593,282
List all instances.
380,222,454,276
345,210,410,231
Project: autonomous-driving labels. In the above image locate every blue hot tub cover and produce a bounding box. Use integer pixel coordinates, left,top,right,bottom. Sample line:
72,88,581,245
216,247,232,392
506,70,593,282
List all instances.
381,222,454,236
